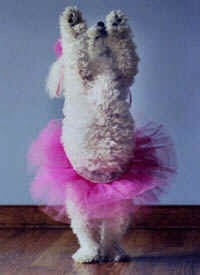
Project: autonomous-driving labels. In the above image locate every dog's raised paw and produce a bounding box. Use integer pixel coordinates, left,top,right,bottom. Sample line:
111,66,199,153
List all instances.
62,7,82,26
60,6,87,36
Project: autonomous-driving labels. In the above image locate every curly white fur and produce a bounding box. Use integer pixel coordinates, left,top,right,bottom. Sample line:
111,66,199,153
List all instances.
46,6,139,263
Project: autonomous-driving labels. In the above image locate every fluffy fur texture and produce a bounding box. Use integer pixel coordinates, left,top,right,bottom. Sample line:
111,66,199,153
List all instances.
28,119,176,262
46,6,139,262
46,7,139,184
28,5,177,263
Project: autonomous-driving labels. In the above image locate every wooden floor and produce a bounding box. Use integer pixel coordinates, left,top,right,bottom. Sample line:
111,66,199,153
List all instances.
0,228,200,275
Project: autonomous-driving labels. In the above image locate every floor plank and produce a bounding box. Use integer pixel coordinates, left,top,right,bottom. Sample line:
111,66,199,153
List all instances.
0,229,200,275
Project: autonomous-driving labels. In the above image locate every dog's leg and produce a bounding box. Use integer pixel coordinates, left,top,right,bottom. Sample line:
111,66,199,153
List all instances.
66,200,100,263
46,6,88,98
59,6,92,85
47,6,87,98
59,6,87,42
106,10,139,88
100,201,132,262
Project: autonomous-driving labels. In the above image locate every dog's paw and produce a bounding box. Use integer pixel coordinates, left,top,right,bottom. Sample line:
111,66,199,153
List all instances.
61,6,83,27
98,253,131,262
60,6,87,36
114,253,132,262
106,10,129,36
72,247,100,263
113,244,132,262
101,244,132,262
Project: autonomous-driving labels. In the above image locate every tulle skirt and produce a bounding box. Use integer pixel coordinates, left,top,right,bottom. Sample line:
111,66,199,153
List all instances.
27,119,176,222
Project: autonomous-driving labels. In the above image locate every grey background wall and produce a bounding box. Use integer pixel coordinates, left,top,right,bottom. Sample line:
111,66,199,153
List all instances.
0,0,199,204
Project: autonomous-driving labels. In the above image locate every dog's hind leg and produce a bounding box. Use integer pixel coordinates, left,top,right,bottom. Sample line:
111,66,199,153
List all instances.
66,200,101,263
99,200,132,262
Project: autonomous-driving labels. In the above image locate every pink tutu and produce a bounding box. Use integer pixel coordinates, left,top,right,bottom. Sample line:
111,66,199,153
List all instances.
27,119,176,222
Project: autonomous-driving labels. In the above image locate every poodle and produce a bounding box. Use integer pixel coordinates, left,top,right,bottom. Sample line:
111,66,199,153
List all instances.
46,6,139,263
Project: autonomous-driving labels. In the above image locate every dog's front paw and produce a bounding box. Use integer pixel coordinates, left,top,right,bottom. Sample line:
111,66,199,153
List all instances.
60,6,87,37
72,247,100,263
106,10,129,36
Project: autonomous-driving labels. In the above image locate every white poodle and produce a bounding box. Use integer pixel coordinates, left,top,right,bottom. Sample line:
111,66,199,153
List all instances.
46,6,139,263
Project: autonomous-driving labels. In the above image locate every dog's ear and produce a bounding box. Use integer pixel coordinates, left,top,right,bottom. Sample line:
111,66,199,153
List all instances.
46,57,64,98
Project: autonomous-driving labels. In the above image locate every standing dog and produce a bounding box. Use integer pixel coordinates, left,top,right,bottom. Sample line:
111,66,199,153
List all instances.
46,6,139,262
